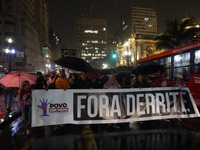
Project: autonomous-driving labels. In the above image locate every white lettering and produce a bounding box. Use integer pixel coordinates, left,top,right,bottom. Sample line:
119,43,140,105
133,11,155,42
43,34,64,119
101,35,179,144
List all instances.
110,95,121,117
99,95,109,117
126,95,135,115
170,92,179,112
137,94,145,115
180,92,187,112
156,93,166,113
165,93,171,113
145,93,155,114
87,95,98,117
77,95,86,118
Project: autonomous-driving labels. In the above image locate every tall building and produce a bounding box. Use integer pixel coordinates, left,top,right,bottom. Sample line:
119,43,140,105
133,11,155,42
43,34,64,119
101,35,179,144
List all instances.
75,17,107,69
0,0,50,74
120,6,157,43
116,6,157,67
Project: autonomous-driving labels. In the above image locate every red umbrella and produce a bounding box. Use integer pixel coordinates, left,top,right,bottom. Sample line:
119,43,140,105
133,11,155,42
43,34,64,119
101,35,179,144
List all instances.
0,71,37,87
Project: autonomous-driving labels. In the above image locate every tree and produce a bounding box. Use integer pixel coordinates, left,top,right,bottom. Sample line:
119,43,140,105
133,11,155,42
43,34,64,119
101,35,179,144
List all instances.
155,18,200,50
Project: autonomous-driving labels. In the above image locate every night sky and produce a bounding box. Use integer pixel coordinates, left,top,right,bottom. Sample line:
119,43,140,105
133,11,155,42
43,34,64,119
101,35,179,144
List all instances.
48,0,200,49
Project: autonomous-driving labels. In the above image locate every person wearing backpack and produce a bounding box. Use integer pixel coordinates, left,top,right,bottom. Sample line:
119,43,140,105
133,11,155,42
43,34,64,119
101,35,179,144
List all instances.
48,69,70,90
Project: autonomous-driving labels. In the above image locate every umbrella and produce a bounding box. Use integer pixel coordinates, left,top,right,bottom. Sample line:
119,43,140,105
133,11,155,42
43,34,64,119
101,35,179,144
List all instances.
0,71,37,87
115,66,134,75
131,61,163,75
54,56,93,72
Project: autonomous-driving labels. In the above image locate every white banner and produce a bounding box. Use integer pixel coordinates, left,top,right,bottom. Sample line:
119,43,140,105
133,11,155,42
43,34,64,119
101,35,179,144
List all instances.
32,87,200,127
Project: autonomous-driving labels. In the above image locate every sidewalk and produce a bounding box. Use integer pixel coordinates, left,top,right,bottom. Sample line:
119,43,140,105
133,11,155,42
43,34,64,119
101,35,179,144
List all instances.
0,95,22,128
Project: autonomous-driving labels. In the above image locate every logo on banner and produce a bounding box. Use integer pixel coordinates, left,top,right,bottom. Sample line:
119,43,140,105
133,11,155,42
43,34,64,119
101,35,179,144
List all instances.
37,99,50,116
49,102,69,113
37,99,69,116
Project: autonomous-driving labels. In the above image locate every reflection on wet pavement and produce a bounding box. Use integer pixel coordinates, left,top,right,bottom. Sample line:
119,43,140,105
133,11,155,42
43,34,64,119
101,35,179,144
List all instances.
27,123,200,150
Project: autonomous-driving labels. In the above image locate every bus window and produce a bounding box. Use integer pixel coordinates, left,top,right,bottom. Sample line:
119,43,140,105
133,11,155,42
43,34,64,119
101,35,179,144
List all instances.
160,57,171,68
194,50,200,64
166,68,171,80
173,52,190,80
173,67,190,81
174,52,190,67
194,50,200,73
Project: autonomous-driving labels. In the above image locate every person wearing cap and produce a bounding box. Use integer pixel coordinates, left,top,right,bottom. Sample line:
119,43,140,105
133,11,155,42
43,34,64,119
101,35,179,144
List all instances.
35,71,47,89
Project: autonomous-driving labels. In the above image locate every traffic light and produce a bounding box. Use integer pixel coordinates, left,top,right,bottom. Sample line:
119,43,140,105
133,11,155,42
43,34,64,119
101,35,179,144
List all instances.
112,53,117,59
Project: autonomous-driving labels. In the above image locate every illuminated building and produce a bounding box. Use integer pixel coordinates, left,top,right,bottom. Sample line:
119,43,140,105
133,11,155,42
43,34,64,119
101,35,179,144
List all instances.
0,0,50,73
75,17,107,69
116,6,157,67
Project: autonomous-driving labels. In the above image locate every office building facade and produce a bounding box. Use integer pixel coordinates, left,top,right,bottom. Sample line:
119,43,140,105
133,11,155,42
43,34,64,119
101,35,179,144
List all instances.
120,6,157,43
75,17,107,69
0,0,50,73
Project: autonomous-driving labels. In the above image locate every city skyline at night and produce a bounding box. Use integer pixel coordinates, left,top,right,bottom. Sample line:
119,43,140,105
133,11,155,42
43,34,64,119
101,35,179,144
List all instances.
49,0,200,49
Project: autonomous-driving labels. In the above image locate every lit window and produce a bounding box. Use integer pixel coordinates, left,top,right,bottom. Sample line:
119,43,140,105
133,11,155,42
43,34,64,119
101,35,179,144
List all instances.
103,28,106,31
149,25,153,27
195,50,200,64
92,41,98,43
174,52,190,67
84,30,98,34
144,18,149,20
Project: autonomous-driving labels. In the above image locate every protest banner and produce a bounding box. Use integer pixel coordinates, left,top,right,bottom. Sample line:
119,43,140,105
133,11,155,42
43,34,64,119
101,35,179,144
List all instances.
32,87,200,127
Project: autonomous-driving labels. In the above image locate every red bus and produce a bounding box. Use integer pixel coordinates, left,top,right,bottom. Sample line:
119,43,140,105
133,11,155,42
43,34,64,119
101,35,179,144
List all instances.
139,40,200,107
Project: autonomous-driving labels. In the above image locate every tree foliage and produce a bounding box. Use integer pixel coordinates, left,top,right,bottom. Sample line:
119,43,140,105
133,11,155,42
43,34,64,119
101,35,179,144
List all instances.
155,18,200,50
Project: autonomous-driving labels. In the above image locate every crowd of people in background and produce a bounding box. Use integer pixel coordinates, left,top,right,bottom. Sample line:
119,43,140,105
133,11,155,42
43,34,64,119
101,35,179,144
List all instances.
0,67,184,135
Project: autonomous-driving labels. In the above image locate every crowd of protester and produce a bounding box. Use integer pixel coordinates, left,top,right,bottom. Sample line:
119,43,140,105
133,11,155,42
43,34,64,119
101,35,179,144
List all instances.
0,67,184,135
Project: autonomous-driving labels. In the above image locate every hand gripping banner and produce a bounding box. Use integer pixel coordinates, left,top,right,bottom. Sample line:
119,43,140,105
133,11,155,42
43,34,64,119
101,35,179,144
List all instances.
31,87,200,127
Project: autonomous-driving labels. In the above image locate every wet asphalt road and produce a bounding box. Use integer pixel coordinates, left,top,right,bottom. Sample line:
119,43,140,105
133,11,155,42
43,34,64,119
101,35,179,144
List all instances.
1,117,200,150
0,95,200,150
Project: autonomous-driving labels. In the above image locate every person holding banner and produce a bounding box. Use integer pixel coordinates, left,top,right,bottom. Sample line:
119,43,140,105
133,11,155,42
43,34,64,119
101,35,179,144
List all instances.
153,68,168,87
103,74,121,89
74,72,93,89
103,74,121,131
18,80,33,135
49,69,70,90
133,74,150,88
49,69,71,132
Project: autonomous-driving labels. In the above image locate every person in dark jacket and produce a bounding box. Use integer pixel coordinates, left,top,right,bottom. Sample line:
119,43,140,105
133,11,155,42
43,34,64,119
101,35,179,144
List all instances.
35,72,47,89
133,74,150,88
74,72,93,89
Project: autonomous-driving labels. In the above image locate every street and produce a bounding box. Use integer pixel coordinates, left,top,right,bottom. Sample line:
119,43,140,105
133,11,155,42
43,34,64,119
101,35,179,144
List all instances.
0,94,200,150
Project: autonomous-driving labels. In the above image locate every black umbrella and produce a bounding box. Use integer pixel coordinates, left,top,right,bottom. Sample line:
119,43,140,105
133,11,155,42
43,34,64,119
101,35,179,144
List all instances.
131,61,164,75
54,56,93,72
115,66,134,75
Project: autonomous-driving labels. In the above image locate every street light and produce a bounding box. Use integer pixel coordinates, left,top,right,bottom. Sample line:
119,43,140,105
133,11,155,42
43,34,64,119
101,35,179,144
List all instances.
5,38,15,72
124,42,131,66
102,64,108,69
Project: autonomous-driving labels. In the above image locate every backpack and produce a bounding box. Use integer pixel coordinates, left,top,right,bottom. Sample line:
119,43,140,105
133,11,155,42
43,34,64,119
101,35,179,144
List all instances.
48,76,58,89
